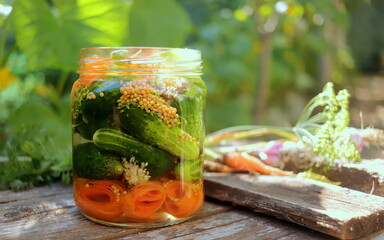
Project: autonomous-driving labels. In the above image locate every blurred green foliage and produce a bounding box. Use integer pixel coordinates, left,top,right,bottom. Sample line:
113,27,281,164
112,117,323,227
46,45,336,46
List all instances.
0,74,72,189
9,0,130,71
183,0,356,130
0,0,383,189
0,0,192,190
129,0,191,46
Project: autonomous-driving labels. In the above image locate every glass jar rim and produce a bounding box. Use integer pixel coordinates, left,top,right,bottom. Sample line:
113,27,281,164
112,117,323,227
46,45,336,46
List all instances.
78,47,202,76
80,46,199,51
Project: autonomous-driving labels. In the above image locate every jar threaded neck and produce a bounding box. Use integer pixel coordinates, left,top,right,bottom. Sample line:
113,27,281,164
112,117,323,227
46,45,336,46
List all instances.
78,47,202,76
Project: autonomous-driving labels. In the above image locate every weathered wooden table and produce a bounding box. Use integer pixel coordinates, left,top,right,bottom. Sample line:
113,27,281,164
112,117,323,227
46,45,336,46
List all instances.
1,181,383,240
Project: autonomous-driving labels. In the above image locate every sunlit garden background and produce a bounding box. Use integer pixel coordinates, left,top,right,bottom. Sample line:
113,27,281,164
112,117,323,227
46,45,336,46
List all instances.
1,0,383,190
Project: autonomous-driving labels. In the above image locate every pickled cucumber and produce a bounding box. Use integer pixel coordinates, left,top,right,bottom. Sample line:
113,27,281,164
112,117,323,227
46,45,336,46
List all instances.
74,115,114,140
119,108,200,160
174,158,203,182
74,80,121,139
80,80,121,120
93,128,175,178
73,143,124,180
174,76,206,141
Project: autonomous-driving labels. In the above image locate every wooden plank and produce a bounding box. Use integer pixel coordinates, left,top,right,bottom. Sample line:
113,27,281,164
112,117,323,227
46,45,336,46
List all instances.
118,203,335,240
0,190,138,240
0,183,71,203
284,159,384,196
0,183,341,240
0,184,233,240
204,172,384,240
86,201,234,240
2,181,382,240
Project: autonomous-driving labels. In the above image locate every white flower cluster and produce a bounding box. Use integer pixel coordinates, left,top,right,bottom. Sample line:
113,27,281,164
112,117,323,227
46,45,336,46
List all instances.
122,157,150,185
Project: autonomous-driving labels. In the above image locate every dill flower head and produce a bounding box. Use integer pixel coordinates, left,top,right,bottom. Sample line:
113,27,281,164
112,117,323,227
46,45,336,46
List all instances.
122,157,151,185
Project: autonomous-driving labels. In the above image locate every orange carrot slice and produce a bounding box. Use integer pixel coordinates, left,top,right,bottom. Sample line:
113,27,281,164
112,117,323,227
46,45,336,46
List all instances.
224,152,293,176
74,178,125,221
164,180,204,218
122,181,166,219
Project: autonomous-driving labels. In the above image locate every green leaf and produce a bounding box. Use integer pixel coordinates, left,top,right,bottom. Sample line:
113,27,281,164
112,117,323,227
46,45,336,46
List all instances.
129,0,191,47
9,0,131,71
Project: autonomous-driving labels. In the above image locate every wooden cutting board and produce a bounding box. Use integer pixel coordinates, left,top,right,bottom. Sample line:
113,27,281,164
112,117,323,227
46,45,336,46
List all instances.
204,172,384,240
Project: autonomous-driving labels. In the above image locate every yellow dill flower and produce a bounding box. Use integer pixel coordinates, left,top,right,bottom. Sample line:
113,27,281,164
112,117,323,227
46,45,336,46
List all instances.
0,67,17,89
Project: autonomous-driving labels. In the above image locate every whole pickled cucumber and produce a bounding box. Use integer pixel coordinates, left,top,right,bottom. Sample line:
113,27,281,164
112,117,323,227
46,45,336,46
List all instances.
174,158,203,182
93,128,175,178
73,143,123,180
173,76,206,141
74,114,113,140
119,108,200,160
80,80,121,120
74,80,121,139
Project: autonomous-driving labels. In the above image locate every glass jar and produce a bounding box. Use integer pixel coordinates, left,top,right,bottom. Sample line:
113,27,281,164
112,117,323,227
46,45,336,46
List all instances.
71,47,206,227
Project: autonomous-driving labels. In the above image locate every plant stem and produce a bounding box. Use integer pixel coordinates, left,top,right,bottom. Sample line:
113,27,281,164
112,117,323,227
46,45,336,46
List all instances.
204,148,222,161
211,142,266,154
205,125,298,146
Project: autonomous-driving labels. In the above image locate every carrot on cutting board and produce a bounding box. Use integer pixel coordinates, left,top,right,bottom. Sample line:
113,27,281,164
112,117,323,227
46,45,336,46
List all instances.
164,180,204,218
204,160,247,173
74,178,125,221
122,181,166,219
223,152,293,176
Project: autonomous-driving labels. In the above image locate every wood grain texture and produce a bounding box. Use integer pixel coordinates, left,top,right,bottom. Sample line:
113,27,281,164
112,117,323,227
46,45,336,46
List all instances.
1,183,339,240
119,207,335,240
284,159,384,196
204,172,384,240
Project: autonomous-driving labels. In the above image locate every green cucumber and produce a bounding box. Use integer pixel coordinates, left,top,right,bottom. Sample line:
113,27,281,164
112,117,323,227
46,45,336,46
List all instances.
174,158,203,182
175,95,204,141
93,128,175,178
74,114,114,140
184,76,207,98
73,143,123,180
74,80,121,139
119,108,200,160
174,76,206,141
80,80,121,120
